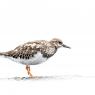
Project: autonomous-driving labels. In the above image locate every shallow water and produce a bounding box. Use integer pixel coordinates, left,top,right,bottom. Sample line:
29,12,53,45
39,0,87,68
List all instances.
0,75,95,81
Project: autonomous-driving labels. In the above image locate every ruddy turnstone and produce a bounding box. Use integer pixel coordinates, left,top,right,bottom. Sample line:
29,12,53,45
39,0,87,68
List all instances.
0,38,70,77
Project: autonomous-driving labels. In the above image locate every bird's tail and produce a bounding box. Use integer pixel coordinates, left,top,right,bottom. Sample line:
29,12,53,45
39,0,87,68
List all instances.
0,52,7,56
0,52,5,58
0,52,3,55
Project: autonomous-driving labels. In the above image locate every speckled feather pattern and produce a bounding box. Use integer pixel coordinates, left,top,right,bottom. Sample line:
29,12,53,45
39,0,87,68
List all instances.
0,38,66,65
0,38,70,76
1,40,57,59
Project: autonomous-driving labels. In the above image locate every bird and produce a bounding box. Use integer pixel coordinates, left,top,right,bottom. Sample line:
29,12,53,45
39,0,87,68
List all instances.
0,38,70,78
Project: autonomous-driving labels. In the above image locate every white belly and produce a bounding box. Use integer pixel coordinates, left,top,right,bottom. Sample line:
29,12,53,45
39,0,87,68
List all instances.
8,52,48,65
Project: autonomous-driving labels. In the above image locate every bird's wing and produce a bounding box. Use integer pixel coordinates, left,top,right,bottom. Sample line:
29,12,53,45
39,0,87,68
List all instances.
5,41,47,59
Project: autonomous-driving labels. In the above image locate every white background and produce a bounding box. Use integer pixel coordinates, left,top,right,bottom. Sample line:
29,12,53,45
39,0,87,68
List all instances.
0,0,95,95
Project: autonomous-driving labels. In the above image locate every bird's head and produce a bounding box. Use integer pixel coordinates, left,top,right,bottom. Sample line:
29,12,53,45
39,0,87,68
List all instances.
50,38,71,49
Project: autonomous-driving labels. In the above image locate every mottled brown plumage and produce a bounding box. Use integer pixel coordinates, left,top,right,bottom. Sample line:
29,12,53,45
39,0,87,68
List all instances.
0,38,70,77
2,40,57,59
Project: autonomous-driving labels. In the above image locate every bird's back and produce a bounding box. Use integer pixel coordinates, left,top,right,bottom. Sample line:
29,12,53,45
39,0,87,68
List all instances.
0,40,57,65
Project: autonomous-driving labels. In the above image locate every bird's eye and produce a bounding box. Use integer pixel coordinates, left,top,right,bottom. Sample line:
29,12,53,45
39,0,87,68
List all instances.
58,41,62,44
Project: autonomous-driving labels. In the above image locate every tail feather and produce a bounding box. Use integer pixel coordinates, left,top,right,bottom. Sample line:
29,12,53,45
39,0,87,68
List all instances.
0,52,7,56
0,52,4,55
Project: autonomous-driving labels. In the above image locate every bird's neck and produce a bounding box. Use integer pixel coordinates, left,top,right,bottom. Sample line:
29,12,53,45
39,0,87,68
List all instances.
50,42,59,49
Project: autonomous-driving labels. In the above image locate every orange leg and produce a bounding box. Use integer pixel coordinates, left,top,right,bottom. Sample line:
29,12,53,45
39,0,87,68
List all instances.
26,65,32,77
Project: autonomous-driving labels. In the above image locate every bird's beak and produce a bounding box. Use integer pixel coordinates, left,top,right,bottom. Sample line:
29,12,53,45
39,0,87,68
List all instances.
62,44,71,49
